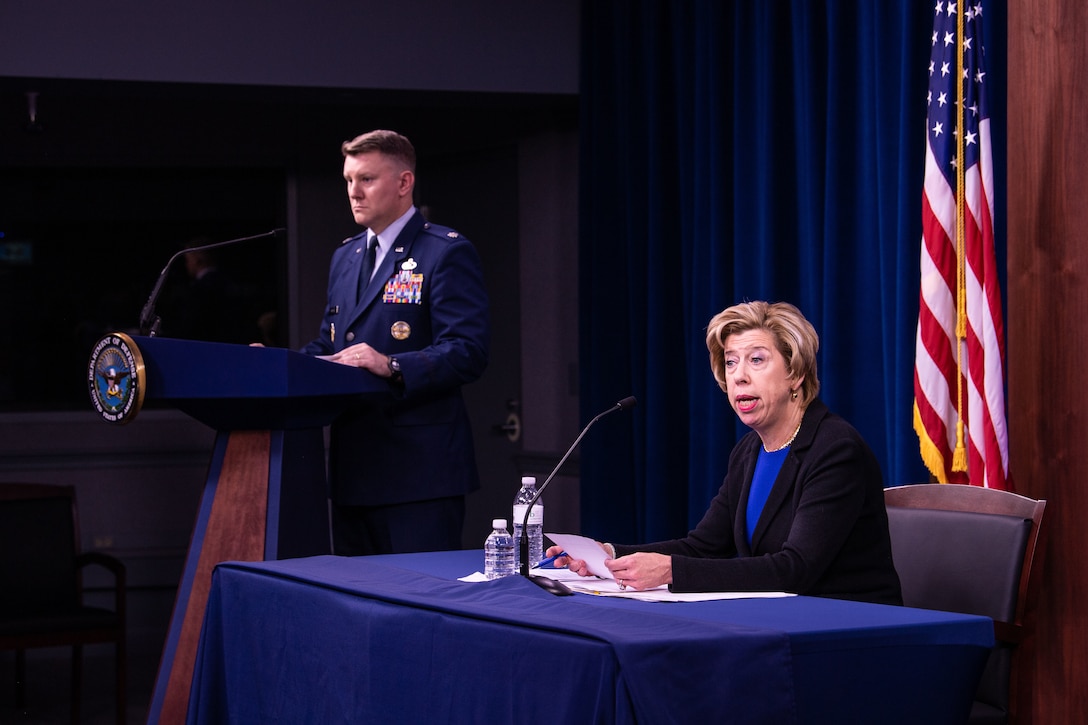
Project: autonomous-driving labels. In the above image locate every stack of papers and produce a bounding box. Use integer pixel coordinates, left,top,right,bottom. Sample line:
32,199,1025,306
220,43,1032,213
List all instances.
459,532,794,603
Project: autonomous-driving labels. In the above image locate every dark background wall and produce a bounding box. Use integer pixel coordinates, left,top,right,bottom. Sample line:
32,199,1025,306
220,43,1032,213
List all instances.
0,1,578,94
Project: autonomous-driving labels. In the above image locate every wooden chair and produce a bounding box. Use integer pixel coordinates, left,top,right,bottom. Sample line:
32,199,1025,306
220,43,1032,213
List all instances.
0,483,127,725
885,484,1046,725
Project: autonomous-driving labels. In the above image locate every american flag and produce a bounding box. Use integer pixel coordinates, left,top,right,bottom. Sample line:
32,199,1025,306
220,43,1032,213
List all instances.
914,1,1008,489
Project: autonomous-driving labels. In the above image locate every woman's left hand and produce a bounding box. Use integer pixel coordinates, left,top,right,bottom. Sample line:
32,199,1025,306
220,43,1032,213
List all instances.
605,552,672,591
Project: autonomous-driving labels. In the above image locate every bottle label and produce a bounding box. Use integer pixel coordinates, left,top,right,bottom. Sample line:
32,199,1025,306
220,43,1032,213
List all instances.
512,504,543,526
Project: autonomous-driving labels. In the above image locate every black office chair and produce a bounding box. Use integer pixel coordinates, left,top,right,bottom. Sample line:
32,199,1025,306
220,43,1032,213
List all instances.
0,483,127,725
885,484,1046,725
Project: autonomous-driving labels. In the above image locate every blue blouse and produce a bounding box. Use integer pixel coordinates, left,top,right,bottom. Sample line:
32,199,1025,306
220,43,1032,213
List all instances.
746,446,790,546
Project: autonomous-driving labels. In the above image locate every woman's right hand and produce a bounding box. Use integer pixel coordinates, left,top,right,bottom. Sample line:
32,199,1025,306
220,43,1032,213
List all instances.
543,542,614,578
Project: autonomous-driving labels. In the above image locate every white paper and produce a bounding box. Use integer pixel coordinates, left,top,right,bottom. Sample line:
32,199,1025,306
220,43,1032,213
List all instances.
462,565,795,602
458,571,490,582
536,532,798,602
569,579,793,601
545,532,615,578
528,567,585,581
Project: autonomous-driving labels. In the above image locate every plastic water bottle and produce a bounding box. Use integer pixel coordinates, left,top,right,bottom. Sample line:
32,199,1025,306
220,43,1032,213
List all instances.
512,476,544,569
484,518,515,579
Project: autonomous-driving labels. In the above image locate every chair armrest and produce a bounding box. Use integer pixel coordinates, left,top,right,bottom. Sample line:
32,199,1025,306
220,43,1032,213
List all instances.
76,551,127,618
993,619,1024,645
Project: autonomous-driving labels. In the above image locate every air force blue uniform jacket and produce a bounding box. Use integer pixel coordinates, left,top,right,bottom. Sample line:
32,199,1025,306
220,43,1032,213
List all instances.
301,210,490,506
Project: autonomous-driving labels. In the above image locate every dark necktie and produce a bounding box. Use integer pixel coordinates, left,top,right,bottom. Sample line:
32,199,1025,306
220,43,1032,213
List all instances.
358,234,377,301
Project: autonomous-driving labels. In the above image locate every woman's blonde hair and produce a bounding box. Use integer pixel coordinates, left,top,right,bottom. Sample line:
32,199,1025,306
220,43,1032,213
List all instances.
705,300,820,406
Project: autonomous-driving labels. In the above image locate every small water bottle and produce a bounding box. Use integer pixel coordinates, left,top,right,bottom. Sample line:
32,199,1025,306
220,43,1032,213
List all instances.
512,476,544,569
484,518,515,580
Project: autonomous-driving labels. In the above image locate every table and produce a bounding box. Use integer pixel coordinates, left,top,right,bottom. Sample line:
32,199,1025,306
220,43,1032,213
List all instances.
186,550,993,724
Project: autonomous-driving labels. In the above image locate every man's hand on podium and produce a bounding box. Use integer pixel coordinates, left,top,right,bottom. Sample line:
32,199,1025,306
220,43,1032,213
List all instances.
327,342,394,378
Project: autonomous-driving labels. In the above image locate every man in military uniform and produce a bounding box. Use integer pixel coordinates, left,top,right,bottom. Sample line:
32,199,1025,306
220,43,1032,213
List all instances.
302,129,490,555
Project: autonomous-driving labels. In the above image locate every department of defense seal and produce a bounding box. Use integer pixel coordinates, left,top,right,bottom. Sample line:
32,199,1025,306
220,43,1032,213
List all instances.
88,332,146,424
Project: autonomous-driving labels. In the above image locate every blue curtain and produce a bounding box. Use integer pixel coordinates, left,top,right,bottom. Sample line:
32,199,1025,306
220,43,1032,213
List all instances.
578,0,1007,543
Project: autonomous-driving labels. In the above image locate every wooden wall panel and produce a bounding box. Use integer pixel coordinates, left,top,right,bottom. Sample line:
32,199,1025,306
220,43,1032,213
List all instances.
1008,0,1088,722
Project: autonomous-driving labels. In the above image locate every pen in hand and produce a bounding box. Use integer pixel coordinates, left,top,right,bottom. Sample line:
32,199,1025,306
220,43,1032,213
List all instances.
533,551,569,569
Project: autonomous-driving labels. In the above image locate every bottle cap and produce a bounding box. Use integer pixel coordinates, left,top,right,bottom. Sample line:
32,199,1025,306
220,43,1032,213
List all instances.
492,518,507,529
521,476,536,486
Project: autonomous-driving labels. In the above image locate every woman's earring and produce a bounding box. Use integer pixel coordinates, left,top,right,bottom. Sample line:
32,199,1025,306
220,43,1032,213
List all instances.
791,389,798,400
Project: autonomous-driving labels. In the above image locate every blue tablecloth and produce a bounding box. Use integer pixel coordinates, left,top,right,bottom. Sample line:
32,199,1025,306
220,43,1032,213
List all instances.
187,550,993,724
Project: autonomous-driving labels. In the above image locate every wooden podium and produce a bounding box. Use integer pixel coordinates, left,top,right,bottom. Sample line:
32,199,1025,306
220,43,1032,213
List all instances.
121,337,389,724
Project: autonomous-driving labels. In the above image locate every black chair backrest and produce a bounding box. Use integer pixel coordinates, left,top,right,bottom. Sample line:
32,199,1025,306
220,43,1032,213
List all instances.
886,507,1031,623
0,485,80,617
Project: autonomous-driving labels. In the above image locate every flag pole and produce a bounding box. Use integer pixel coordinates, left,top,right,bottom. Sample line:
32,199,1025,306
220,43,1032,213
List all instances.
951,2,969,473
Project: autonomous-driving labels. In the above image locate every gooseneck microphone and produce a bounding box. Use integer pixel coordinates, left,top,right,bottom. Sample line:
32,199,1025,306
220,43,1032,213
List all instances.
520,396,637,594
138,228,284,336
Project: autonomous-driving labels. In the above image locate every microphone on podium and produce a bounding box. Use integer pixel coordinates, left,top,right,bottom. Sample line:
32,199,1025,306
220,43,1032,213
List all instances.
138,228,285,336
520,395,637,595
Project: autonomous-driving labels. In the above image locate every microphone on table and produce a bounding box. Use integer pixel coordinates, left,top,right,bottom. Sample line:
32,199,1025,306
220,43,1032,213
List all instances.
520,395,638,595
137,228,285,336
